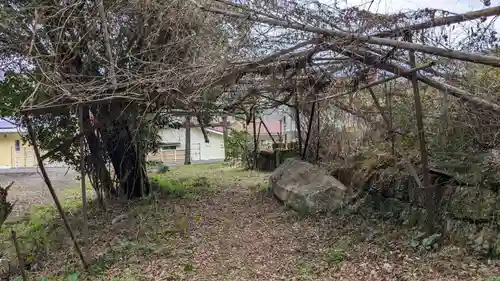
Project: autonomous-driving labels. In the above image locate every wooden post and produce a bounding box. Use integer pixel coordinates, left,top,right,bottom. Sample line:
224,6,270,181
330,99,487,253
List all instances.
79,106,89,254
26,118,88,269
302,102,316,160
294,93,302,152
283,116,287,146
222,115,229,161
252,108,258,169
367,88,424,190
315,104,321,163
11,230,28,281
405,32,433,234
384,83,396,157
260,117,277,144
184,116,191,165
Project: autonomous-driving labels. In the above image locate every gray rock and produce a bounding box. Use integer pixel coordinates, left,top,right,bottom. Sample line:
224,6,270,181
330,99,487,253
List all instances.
447,186,499,223
111,214,128,225
269,158,350,214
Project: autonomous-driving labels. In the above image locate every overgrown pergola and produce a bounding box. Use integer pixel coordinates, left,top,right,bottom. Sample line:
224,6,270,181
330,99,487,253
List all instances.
0,0,499,270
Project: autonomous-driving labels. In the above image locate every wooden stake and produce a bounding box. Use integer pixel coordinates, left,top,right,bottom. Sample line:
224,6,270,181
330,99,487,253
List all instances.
405,32,433,233
184,116,191,165
25,117,88,269
222,115,229,161
302,102,316,160
79,106,89,253
294,93,302,152
252,108,258,169
11,230,28,281
384,83,395,157
367,88,424,189
260,117,277,144
315,104,321,163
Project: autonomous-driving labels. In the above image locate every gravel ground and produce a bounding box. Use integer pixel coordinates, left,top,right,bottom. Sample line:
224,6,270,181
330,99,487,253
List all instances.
0,168,80,220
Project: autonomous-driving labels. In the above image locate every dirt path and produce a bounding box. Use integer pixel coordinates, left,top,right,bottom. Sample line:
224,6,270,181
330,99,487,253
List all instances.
61,183,498,281
15,164,497,281
1,168,79,220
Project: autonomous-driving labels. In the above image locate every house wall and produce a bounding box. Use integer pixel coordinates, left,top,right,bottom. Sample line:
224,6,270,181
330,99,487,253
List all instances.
158,128,225,161
0,133,31,168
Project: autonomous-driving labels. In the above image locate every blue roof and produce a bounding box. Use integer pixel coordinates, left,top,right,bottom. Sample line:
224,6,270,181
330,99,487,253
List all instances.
0,117,17,129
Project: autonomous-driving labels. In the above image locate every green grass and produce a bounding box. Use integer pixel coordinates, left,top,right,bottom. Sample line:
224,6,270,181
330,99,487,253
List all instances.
0,163,268,280
0,186,95,280
151,162,269,197
324,248,346,265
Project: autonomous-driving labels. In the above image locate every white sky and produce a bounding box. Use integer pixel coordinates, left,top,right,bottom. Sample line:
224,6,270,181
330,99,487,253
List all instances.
331,0,499,30
333,0,497,14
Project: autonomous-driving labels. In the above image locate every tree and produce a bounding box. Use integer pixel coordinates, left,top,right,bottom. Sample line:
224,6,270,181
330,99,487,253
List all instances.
0,0,237,198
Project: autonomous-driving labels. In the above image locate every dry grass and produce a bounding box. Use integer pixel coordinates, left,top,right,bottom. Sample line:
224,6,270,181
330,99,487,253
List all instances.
0,163,498,280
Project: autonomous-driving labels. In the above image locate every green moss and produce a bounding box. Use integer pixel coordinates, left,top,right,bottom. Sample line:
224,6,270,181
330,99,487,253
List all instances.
324,248,346,266
448,187,498,221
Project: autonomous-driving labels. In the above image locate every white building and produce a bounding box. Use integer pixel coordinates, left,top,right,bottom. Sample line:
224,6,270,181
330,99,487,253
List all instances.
150,127,225,164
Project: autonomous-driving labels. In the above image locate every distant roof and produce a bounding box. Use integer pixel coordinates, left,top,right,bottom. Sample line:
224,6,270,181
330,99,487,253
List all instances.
248,120,283,135
0,117,17,129
206,127,224,135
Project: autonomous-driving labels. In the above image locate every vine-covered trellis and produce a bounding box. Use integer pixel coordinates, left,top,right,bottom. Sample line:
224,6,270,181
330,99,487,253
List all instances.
0,0,498,269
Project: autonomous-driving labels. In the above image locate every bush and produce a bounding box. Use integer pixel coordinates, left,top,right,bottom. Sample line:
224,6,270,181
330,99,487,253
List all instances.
155,163,170,174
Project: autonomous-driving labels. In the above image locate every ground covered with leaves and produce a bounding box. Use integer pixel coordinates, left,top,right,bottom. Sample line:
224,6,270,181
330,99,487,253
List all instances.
0,163,499,281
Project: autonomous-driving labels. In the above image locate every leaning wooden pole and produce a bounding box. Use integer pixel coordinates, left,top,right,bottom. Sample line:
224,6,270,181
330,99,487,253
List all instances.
405,32,433,234
294,93,302,152
26,117,88,269
315,103,321,162
260,117,277,144
374,6,500,38
302,102,316,160
79,106,89,253
11,230,28,281
252,108,258,169
367,88,424,190
202,4,500,67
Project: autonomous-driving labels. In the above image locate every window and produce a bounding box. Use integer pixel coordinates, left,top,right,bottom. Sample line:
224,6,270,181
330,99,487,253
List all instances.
14,140,20,152
160,145,176,150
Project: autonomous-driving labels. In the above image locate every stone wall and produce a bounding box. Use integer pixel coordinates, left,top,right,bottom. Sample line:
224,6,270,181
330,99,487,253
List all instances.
255,149,300,172
333,159,500,257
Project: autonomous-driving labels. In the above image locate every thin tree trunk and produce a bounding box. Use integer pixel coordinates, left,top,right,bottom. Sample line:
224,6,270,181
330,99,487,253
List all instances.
83,108,115,198
223,115,229,161
405,32,433,234
315,104,321,162
11,230,28,281
253,108,258,169
79,106,89,254
185,116,191,165
367,89,425,190
302,102,316,160
260,117,277,144
295,94,302,152
384,83,395,156
26,118,88,269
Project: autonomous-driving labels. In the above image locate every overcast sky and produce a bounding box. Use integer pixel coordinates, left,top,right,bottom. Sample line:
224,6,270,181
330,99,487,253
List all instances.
332,0,496,14
332,0,499,30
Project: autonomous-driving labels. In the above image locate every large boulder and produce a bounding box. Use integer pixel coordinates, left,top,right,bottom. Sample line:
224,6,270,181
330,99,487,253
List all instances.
269,158,350,214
